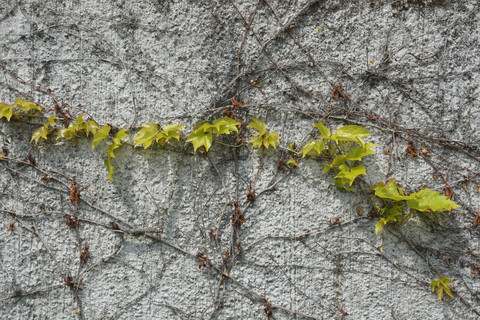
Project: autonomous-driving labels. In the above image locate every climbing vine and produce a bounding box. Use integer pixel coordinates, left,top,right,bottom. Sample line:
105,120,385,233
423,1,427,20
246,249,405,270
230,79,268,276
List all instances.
1,1,479,319
0,97,461,306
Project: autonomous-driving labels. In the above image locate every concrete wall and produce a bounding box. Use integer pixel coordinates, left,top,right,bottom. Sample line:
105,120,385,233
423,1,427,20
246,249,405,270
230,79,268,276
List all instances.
1,0,479,319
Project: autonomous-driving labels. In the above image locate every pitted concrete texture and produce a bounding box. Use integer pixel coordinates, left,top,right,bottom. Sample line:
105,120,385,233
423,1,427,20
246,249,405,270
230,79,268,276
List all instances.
1,0,480,319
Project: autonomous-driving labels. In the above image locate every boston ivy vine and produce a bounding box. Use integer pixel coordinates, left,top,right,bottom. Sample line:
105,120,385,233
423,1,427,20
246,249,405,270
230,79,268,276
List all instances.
0,98,460,302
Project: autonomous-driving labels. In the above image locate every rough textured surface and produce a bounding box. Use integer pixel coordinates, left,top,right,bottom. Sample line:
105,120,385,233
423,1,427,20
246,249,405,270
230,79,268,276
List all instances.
1,0,480,319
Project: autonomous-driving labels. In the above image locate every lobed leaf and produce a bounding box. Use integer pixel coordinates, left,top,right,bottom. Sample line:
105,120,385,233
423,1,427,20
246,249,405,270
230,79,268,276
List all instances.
92,125,111,149
335,164,366,186
263,131,279,149
323,155,347,173
0,103,14,121
14,99,42,112
347,143,377,161
56,124,77,141
31,125,50,145
430,276,454,302
250,135,264,149
133,122,159,149
407,189,460,213
375,203,403,235
300,139,324,157
186,126,213,152
212,117,241,135
86,120,100,137
104,158,115,181
372,179,411,201
286,159,298,168
334,178,355,191
156,123,184,147
312,122,331,139
331,125,372,144
247,117,268,136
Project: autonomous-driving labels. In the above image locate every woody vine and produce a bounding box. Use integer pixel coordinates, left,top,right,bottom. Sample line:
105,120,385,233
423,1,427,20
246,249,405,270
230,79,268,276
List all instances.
1,1,480,319
0,97,461,304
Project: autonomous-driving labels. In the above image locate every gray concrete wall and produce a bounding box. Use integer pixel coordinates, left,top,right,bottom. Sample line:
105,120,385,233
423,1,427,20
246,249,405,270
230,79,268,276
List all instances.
1,0,479,319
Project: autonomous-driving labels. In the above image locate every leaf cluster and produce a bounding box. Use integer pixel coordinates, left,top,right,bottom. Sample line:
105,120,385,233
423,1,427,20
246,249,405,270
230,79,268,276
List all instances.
372,179,460,234
430,276,454,302
0,99,42,121
301,123,377,190
186,117,241,152
133,123,184,149
247,117,279,149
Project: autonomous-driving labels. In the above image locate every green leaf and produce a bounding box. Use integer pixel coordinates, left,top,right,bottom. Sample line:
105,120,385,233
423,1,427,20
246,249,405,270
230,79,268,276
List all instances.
430,276,454,302
73,114,87,132
286,159,298,168
186,126,213,152
114,128,129,144
335,164,366,186
86,120,100,137
104,157,115,181
288,142,296,152
47,115,57,125
323,154,347,173
312,122,331,139
92,125,111,149
247,117,268,136
407,189,460,213
156,123,184,146
300,139,324,157
0,103,14,121
372,179,412,201
250,135,264,149
334,178,355,191
31,125,50,144
375,203,403,235
347,143,378,161
133,122,159,149
56,124,77,141
14,99,42,112
263,131,279,149
331,125,372,144
212,117,241,135
375,218,387,235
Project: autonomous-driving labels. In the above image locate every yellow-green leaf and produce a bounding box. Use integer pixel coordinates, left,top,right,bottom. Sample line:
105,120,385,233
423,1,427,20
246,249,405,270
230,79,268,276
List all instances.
347,143,378,161
104,157,115,181
263,131,279,149
114,128,129,144
92,125,111,149
31,125,50,144
286,159,298,168
212,117,241,135
323,154,347,173
300,139,324,157
247,117,268,136
375,219,387,235
133,122,159,149
430,276,454,302
156,123,184,146
335,164,366,186
56,124,77,141
312,122,331,139
47,115,57,125
407,189,460,212
372,179,411,201
0,103,14,121
14,99,42,111
186,127,213,152
331,125,372,144
250,135,263,149
86,120,100,137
